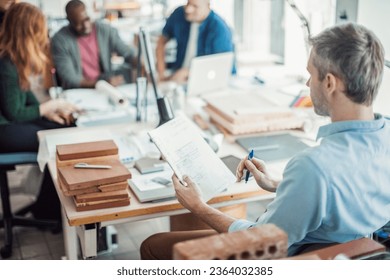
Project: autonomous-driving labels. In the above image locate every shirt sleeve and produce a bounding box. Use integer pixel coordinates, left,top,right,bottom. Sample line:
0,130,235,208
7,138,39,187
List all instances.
0,62,40,122
229,153,328,248
229,219,256,232
25,91,40,106
209,23,234,53
51,32,82,89
162,7,181,39
109,25,135,61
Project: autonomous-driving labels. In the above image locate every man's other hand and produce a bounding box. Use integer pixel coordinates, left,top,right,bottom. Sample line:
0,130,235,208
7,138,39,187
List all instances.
236,157,279,193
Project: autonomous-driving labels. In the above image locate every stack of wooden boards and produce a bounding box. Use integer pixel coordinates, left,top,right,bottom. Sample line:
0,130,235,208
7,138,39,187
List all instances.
56,140,131,211
203,92,305,135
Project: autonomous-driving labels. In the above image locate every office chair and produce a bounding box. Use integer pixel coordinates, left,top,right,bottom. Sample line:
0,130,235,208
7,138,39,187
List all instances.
0,152,58,259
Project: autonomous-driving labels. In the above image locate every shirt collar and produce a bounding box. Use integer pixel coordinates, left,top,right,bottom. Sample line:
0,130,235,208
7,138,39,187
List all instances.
317,113,385,140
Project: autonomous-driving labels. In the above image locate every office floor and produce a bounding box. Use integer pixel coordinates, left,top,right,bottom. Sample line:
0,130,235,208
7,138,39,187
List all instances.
0,202,266,260
1,165,268,260
0,216,165,260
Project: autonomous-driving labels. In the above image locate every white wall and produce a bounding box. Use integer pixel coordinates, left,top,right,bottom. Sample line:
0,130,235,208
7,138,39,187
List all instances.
23,0,97,18
240,0,272,55
210,0,234,27
283,0,336,77
357,0,390,116
357,0,390,61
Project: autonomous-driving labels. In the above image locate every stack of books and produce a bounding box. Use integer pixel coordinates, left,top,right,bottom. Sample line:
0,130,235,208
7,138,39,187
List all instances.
56,140,132,211
203,92,305,135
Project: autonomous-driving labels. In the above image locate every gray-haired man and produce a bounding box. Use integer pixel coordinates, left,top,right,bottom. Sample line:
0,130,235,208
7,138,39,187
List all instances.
141,23,390,259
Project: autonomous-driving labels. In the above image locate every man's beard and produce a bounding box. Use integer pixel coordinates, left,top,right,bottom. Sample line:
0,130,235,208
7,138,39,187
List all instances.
312,91,329,117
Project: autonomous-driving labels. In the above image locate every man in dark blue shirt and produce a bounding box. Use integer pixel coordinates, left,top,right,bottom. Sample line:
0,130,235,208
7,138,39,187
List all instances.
156,0,234,84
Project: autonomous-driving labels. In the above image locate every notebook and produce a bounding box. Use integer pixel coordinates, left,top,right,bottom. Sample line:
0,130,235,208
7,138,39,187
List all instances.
186,52,234,96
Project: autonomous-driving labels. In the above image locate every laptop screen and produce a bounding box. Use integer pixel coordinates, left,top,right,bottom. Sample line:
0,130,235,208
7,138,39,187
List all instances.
186,52,234,96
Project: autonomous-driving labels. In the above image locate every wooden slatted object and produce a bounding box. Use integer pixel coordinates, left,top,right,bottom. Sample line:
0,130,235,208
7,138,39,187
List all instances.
173,224,288,260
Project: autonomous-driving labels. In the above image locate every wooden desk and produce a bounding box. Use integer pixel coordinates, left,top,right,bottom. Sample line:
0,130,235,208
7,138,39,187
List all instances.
39,124,282,259
48,161,274,259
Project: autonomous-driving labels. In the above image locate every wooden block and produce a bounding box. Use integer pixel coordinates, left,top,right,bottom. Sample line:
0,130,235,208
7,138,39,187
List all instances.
173,224,288,260
56,140,118,161
56,154,119,168
206,106,304,135
204,93,296,125
59,176,127,196
170,204,247,231
58,176,97,196
58,176,129,197
58,159,131,190
98,181,129,192
75,189,129,203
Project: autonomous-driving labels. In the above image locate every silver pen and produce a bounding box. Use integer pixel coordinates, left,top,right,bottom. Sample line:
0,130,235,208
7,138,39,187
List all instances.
74,163,112,169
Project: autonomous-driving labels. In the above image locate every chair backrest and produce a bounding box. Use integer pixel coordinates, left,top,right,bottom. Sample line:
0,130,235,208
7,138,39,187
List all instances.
173,224,288,260
0,153,38,170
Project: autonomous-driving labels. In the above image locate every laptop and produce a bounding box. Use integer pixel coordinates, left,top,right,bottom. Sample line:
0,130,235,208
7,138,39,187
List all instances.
186,52,234,96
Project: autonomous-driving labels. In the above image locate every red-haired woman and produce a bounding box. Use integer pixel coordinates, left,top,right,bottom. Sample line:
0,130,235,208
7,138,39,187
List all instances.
0,3,78,222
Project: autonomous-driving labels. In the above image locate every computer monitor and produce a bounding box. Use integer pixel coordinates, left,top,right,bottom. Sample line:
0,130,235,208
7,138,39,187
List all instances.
137,27,174,126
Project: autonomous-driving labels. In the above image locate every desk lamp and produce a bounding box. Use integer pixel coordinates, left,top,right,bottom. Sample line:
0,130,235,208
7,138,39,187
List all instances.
136,27,174,126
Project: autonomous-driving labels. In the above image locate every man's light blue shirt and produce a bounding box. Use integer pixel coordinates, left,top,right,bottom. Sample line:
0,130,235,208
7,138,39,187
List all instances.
229,114,390,256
